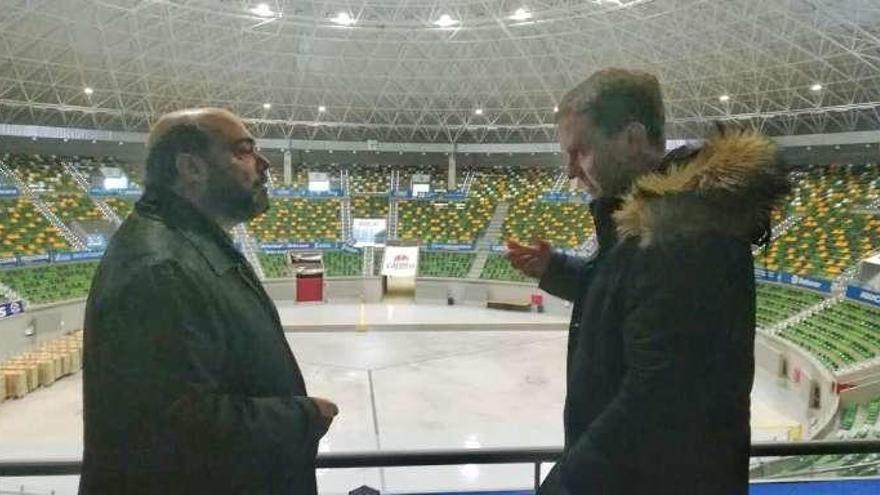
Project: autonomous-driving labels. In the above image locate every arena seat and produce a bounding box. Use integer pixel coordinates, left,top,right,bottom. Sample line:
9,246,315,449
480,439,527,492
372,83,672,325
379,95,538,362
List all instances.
0,262,98,305
248,198,341,242
349,165,391,194
777,300,880,371
258,253,289,279
43,193,105,224
418,252,475,278
0,199,70,257
503,200,594,248
103,196,136,218
479,254,530,283
351,195,389,218
0,330,83,400
756,164,880,278
397,198,494,244
323,251,362,276
259,251,362,278
755,283,825,328
773,397,880,477
5,153,79,193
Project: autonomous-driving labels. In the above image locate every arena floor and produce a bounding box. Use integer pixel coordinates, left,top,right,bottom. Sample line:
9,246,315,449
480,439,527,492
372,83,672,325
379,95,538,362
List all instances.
0,302,802,494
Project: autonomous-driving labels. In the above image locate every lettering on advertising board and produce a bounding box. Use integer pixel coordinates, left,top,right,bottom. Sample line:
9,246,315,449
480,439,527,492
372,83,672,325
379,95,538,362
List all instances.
382,246,419,277
428,243,474,252
540,191,571,202
0,187,20,198
0,300,25,319
754,267,779,282
782,273,832,293
89,187,142,197
846,285,880,309
19,253,51,265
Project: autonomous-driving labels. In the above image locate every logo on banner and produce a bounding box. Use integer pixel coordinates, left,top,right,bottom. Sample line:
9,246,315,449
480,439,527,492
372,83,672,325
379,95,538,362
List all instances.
0,300,24,319
777,272,832,293
754,267,779,282
382,246,419,277
791,275,822,289
0,187,19,198
390,254,411,269
846,285,880,308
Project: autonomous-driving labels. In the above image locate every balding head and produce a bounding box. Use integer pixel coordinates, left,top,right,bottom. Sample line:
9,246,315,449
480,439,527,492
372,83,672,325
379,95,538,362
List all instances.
144,108,270,226
148,108,242,149
145,108,246,191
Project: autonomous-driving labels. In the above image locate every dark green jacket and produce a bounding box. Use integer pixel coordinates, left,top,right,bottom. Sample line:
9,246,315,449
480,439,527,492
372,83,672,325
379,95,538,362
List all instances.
539,131,789,495
79,190,322,494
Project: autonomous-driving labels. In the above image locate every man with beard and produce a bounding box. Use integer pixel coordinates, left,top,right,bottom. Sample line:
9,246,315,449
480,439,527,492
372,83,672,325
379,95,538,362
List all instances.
80,108,337,494
508,69,789,494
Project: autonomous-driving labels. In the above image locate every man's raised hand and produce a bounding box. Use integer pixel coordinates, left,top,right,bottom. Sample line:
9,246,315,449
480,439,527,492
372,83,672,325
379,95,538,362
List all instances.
505,239,553,279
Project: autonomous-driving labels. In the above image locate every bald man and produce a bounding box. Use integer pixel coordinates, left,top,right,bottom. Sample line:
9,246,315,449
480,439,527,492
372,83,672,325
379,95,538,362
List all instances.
80,108,337,494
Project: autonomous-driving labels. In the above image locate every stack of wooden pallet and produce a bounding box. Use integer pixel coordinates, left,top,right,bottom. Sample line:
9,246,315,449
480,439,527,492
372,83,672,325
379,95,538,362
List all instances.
1,329,83,403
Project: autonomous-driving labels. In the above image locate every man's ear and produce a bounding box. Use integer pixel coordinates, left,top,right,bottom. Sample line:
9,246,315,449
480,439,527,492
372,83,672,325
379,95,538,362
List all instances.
624,122,649,148
175,153,208,186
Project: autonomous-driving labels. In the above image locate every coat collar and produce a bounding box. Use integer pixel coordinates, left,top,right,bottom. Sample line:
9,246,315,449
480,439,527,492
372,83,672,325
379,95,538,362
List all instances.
135,189,241,276
613,129,790,247
589,196,623,254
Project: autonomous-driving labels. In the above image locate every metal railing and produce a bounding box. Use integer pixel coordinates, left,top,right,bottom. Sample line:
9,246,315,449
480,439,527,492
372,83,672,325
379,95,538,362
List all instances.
3,440,880,492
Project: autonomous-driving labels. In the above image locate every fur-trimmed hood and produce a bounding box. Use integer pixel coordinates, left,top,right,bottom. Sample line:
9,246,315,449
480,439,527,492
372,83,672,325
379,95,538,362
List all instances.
613,129,790,247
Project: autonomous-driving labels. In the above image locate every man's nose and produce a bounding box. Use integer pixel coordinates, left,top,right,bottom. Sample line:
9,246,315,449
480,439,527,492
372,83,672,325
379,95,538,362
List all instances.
256,152,270,173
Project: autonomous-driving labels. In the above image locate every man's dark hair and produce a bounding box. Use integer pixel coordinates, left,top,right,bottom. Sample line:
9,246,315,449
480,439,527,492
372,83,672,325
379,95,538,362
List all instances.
558,68,665,149
145,123,212,193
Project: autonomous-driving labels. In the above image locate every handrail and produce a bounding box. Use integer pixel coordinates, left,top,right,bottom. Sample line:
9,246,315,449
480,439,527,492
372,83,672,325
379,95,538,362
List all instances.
3,440,880,477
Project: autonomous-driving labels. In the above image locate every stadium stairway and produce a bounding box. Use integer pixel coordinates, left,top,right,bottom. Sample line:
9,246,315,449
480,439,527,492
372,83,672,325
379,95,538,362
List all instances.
387,198,399,241
0,160,86,251
764,294,842,335
340,169,353,243
232,223,266,279
468,202,509,279
0,280,23,305
61,160,122,226
363,246,377,276
753,212,804,256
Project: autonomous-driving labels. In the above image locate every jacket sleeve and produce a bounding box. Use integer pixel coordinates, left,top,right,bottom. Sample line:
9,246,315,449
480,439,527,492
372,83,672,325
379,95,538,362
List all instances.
91,260,321,473
558,238,747,493
538,251,597,302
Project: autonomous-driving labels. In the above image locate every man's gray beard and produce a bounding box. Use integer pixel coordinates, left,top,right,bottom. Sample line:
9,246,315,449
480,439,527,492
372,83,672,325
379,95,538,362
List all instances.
205,179,267,225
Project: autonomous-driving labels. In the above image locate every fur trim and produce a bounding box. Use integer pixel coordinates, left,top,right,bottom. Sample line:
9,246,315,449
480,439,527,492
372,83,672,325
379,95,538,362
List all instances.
614,129,788,247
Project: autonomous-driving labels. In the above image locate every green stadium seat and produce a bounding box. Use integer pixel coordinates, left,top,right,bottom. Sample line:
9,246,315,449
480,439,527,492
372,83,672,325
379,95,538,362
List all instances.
418,252,475,278
0,262,98,305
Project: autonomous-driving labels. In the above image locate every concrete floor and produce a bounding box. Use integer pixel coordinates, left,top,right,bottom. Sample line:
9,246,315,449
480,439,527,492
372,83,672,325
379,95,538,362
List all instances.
0,303,800,494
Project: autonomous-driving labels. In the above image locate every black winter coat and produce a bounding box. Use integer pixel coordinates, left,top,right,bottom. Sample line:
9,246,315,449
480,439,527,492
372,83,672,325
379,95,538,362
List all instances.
79,191,322,494
539,130,789,495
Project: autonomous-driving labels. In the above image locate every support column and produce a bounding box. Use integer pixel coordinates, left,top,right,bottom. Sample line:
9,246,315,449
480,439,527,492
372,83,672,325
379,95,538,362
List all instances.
283,149,292,185
447,151,457,190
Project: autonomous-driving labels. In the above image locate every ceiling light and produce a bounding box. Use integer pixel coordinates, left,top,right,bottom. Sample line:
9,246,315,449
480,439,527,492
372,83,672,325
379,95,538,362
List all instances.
509,8,532,21
83,87,94,96
553,105,559,113
810,83,823,92
474,108,483,115
434,14,458,27
249,3,275,18
718,94,730,102
262,102,272,110
330,12,355,26
318,105,326,113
